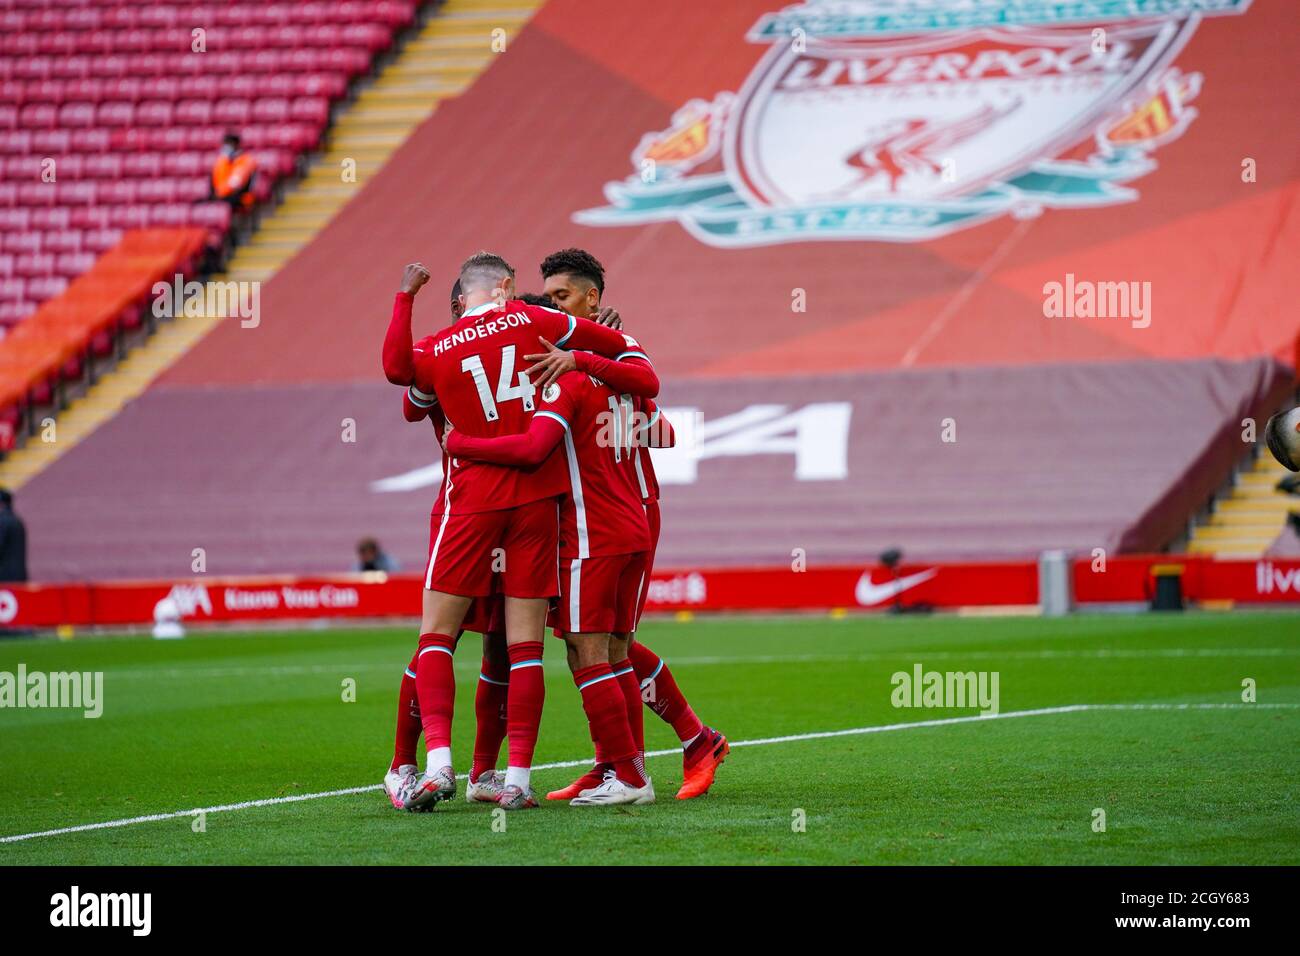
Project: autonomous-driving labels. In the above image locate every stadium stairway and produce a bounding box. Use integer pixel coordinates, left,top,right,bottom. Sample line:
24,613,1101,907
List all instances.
1188,451,1297,558
0,0,541,490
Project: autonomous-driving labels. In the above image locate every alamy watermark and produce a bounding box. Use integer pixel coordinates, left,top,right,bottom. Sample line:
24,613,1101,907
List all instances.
50,886,150,936
0,664,103,718
1042,273,1151,329
152,273,260,328
891,663,999,716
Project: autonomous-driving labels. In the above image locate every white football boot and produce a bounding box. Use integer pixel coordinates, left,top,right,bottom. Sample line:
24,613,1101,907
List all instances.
569,770,655,806
403,765,456,811
497,784,540,810
383,764,418,810
465,769,505,803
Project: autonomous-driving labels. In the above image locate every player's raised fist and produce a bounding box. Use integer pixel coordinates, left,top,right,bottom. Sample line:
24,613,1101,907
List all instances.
400,262,431,296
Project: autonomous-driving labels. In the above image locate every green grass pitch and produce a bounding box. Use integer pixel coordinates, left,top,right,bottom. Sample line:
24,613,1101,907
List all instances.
0,611,1297,865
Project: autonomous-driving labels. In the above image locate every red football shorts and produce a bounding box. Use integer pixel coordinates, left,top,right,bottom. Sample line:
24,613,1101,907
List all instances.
633,499,662,630
462,594,505,635
425,497,559,599
557,550,650,635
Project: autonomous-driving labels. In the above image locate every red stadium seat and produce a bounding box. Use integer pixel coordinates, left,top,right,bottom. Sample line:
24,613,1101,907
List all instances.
176,176,209,202
252,98,289,124
84,153,123,179
16,183,54,207
59,155,86,178
178,76,220,101
25,274,68,301
295,72,347,99
135,101,174,127
102,77,143,103
13,253,53,278
106,205,149,229
23,79,63,106
148,203,190,227
54,181,96,207
58,102,96,128
97,180,138,204
1,232,41,255
30,207,70,230
255,74,294,99
54,252,95,277
121,153,160,179
68,206,109,230
42,231,80,254
136,179,178,205
18,103,56,128
64,79,106,104
174,99,213,126
89,56,129,80
0,301,34,327
161,152,203,178
32,129,71,154
82,227,123,253
49,56,91,81
0,132,31,154
1,155,40,181
12,57,52,82
186,127,224,151
96,101,134,127
213,98,251,126
290,96,329,125
189,201,232,233
225,75,259,100
0,254,12,277
71,129,108,154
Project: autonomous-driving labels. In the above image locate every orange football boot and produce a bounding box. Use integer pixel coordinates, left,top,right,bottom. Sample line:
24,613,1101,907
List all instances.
546,764,609,801
676,728,729,799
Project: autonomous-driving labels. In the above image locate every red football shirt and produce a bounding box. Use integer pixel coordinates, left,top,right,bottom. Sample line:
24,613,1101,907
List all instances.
536,371,651,559
409,299,632,514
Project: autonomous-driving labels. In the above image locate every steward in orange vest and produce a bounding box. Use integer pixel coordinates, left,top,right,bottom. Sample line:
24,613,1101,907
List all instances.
205,131,258,210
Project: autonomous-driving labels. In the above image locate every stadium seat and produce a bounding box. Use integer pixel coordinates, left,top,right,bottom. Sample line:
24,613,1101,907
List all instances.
43,232,82,254
31,208,70,230
1,232,41,255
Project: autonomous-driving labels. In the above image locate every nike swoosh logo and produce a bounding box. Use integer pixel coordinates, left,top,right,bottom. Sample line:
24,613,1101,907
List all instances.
854,568,938,607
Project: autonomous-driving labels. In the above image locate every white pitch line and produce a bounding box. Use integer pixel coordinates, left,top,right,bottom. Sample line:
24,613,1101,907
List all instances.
1,702,1295,845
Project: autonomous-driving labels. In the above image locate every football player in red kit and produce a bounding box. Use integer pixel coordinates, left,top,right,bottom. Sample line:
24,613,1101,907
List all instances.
526,249,728,800
382,276,513,810
445,369,667,805
381,251,641,810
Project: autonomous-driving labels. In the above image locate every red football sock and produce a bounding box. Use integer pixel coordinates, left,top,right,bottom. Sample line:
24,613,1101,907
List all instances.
471,648,509,782
391,651,422,771
628,641,703,743
574,663,644,788
415,632,457,758
612,659,645,760
505,641,545,773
